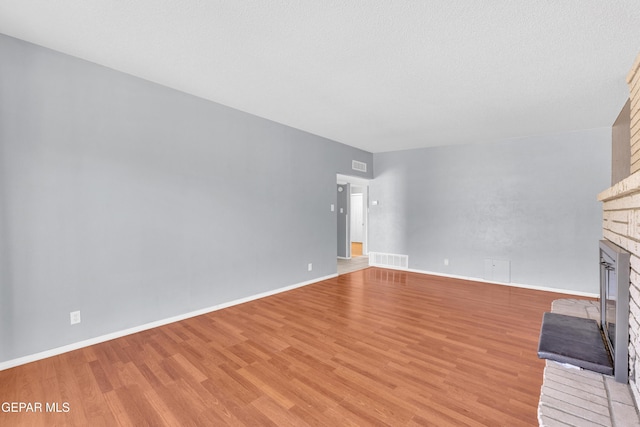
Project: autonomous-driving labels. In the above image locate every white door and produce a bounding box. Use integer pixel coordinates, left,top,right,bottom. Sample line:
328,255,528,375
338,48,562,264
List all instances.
350,193,363,242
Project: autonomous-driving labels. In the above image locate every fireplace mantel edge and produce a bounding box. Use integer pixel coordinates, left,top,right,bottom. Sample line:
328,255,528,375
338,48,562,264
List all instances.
598,170,640,202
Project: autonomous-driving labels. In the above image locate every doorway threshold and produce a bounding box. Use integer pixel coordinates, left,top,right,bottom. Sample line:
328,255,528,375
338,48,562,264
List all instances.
338,256,369,275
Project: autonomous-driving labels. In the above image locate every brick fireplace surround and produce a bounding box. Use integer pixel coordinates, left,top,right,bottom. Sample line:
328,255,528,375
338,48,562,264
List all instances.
537,53,640,427
598,52,640,405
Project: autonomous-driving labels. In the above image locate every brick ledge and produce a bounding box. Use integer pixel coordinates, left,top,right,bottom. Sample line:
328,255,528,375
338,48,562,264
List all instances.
598,170,640,202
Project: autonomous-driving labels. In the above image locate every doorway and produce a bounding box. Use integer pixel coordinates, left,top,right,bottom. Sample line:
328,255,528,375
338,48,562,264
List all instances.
350,190,364,256
337,174,369,275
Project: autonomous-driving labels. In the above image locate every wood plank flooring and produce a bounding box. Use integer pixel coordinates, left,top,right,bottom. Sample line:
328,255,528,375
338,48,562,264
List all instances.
0,268,584,426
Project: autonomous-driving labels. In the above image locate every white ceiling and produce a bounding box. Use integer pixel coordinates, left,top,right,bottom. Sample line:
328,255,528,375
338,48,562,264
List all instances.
1,1,639,153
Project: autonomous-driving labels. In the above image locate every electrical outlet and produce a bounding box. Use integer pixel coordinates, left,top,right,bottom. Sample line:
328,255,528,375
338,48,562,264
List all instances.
70,311,81,325
308,263,313,271
444,258,449,266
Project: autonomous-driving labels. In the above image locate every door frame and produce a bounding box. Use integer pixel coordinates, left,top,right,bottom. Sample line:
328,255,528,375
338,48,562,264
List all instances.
337,174,370,257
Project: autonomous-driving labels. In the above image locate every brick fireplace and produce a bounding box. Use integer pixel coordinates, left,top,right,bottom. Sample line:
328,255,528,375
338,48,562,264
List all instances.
598,52,640,403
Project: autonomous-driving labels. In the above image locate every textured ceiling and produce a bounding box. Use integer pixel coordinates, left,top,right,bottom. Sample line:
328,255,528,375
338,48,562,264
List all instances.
1,1,639,153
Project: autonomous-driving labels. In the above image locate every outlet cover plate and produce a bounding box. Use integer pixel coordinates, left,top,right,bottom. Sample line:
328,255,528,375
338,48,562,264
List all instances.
70,311,81,325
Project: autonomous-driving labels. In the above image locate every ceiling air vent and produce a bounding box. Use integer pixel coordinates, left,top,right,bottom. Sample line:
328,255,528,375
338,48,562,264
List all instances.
352,160,367,173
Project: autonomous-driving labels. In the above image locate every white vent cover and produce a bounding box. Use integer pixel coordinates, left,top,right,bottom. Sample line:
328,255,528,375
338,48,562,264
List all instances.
352,160,367,173
369,252,409,270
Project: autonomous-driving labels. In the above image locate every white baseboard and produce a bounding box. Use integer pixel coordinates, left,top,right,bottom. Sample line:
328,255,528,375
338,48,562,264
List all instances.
371,264,598,298
0,273,338,372
406,267,599,298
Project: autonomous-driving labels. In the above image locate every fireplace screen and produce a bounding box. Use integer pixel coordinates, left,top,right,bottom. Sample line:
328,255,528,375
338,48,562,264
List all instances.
599,239,630,383
601,249,617,355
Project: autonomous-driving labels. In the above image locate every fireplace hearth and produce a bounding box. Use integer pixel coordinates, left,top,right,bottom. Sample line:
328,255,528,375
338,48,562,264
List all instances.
537,240,630,383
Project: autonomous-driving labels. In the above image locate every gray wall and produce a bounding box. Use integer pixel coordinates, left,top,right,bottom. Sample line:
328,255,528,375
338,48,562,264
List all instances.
0,133,8,361
0,34,372,362
370,129,611,293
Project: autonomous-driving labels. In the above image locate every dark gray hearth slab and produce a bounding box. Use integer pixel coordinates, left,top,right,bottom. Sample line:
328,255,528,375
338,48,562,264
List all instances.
537,312,613,375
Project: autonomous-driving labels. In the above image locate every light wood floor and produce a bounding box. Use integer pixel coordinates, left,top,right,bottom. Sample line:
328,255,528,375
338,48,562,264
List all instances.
337,256,369,275
351,242,363,257
0,269,582,426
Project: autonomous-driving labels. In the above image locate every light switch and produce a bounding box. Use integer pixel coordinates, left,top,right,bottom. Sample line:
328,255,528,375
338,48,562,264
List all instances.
340,208,344,213
331,204,335,212
372,200,379,205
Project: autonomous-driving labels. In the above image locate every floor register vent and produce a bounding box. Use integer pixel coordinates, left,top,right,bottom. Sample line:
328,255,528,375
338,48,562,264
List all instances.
369,252,409,270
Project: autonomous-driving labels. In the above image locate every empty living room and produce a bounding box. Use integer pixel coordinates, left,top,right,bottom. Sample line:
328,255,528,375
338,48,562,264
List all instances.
2,2,640,426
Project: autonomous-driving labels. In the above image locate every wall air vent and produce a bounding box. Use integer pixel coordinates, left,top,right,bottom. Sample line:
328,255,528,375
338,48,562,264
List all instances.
369,252,409,270
352,160,367,173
